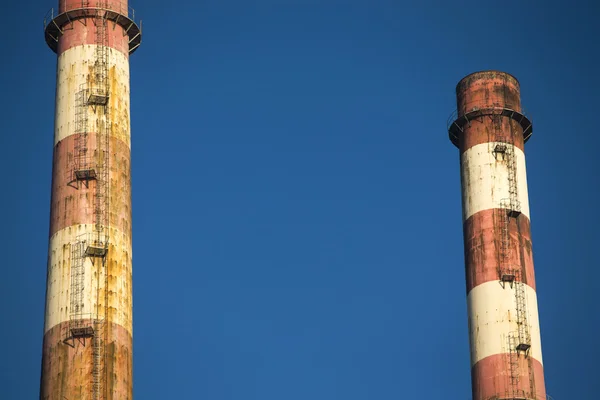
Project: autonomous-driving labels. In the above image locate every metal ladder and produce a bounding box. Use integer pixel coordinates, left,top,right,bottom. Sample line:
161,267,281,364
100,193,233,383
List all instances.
68,240,86,336
493,112,535,399
91,1,110,399
506,334,524,399
72,86,91,187
494,112,519,283
497,199,513,284
505,142,520,216
92,312,106,400
514,272,531,353
92,0,110,250
64,1,111,398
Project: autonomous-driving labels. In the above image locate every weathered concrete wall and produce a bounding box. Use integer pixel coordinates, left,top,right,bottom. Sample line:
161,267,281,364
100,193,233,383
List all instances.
456,70,522,114
40,321,133,399
44,224,132,333
463,209,537,293
471,354,546,400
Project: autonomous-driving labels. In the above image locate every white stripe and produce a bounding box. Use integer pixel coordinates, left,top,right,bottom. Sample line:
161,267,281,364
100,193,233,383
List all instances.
461,142,530,221
44,224,133,334
467,280,543,366
54,45,131,146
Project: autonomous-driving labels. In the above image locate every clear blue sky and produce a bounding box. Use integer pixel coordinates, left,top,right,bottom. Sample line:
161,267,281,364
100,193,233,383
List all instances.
1,0,599,398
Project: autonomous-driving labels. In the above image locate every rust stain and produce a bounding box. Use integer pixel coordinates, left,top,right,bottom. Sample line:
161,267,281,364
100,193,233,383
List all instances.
456,71,521,114
45,224,132,333
40,320,133,400
456,71,526,153
50,134,131,237
460,116,525,153
57,1,130,56
515,215,536,288
463,209,536,292
108,64,131,147
471,353,546,400
44,2,136,400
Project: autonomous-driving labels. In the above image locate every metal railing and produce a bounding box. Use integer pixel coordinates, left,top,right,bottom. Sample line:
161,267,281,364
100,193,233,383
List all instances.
43,0,142,54
446,103,530,132
44,0,139,31
62,0,135,19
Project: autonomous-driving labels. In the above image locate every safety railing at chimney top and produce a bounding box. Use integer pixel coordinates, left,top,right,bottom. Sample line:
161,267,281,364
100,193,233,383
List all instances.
446,102,530,133
44,0,139,31
43,0,142,54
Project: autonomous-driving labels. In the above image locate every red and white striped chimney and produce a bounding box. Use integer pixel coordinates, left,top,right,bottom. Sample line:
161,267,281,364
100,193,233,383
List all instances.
448,71,547,400
41,1,141,398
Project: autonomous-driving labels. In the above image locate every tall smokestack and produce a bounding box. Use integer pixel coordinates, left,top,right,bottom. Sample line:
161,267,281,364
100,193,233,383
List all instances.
41,1,141,398
448,71,547,400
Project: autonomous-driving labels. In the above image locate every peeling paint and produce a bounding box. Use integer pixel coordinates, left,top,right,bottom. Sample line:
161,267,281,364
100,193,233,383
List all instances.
40,320,132,400
457,71,522,115
463,209,537,292
472,353,546,400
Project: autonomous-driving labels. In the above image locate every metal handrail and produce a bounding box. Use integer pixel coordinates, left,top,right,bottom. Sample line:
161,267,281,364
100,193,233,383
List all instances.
43,1,139,31
43,0,142,54
70,312,96,320
446,104,531,132
59,0,134,19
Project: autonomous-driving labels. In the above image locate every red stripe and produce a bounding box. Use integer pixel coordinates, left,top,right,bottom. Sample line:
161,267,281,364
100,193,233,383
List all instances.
463,208,536,293
456,71,522,114
40,319,132,399
459,117,526,153
59,0,129,14
49,134,131,237
57,19,129,56
455,71,526,152
56,0,130,55
471,353,546,400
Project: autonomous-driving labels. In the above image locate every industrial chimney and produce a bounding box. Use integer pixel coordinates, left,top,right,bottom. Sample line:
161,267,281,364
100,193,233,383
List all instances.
41,1,141,398
448,71,547,400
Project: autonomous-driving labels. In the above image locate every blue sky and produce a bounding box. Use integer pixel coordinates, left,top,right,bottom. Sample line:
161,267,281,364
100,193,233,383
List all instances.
1,0,599,398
